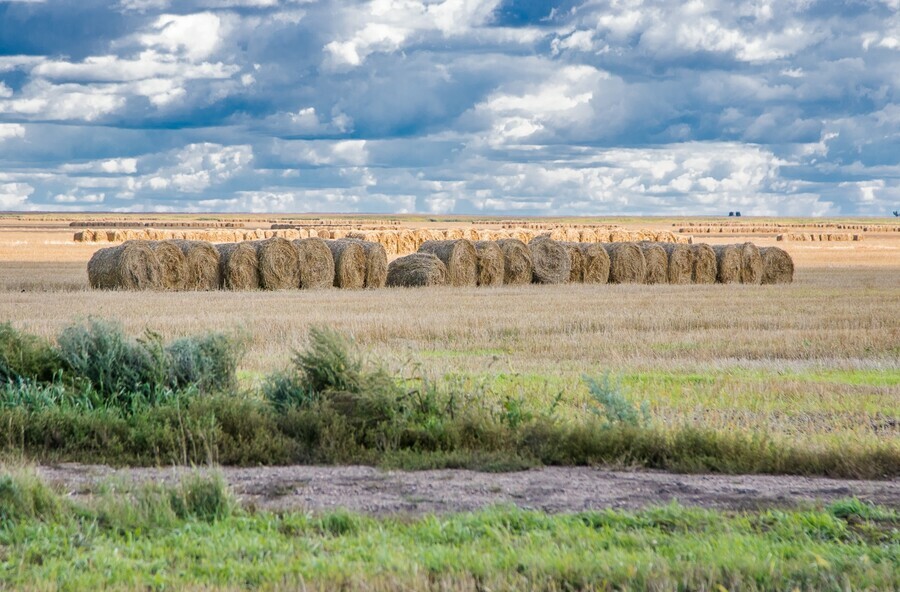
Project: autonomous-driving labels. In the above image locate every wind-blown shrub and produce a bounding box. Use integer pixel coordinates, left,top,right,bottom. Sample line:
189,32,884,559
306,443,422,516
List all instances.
0,323,63,383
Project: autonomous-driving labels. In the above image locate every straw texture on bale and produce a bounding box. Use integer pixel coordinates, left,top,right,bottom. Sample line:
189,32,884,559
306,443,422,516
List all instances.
495,239,533,285
349,239,388,288
293,238,335,289
638,242,668,284
760,247,794,284
170,240,220,290
528,238,571,284
603,242,646,284
148,240,189,290
739,242,763,285
558,242,586,282
690,244,718,284
472,241,504,287
326,239,367,289
576,242,610,284
660,243,693,284
418,240,478,287
386,253,448,287
216,242,259,290
712,244,742,284
87,241,162,290
257,237,300,290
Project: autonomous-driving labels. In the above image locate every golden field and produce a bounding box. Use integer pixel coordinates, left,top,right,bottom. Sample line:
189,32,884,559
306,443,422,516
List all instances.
1,215,898,450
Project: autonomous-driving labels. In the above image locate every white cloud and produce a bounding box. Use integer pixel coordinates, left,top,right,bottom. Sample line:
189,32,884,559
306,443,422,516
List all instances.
140,143,253,192
271,139,368,166
0,182,34,209
0,124,25,141
53,192,106,203
138,13,225,62
61,158,138,174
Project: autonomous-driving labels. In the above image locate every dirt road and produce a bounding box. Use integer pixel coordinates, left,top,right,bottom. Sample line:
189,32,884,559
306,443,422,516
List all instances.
34,464,900,515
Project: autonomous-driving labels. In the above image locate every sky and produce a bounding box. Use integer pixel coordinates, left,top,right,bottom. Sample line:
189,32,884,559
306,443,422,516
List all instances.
0,0,897,216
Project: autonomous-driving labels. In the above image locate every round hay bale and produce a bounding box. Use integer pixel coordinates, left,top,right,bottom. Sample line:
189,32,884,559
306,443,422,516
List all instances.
529,238,571,284
170,240,220,290
760,247,794,284
87,241,162,290
660,243,693,284
149,240,189,290
386,253,448,287
577,243,609,284
473,241,504,287
739,242,763,284
348,239,387,288
558,242,586,282
638,242,668,284
603,242,646,284
496,239,533,285
293,238,335,289
579,229,598,243
216,242,259,290
712,244,742,284
418,240,478,287
257,237,300,290
445,228,465,240
325,239,366,289
690,244,717,284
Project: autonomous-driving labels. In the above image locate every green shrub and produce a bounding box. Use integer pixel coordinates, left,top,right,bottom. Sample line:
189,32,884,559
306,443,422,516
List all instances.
295,327,363,395
166,332,244,393
169,473,235,522
584,374,649,428
0,468,63,522
0,323,64,383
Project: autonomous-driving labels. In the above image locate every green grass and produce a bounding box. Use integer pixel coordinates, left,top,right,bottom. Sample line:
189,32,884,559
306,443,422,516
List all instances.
0,469,897,591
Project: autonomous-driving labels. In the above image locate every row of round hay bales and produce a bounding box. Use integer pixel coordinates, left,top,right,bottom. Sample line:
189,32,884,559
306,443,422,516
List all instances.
88,237,388,291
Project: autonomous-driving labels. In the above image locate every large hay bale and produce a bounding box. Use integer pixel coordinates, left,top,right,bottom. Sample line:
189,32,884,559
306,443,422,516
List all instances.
386,253,448,287
325,239,366,289
529,237,571,284
577,243,610,284
711,244,742,284
690,244,717,284
348,239,388,288
558,242,586,282
739,242,763,285
603,242,646,284
472,241,504,287
87,241,162,290
760,247,794,284
294,238,335,289
418,240,478,287
170,240,220,290
257,237,300,289
660,243,693,284
216,242,259,290
638,242,668,284
149,240,189,290
495,239,533,285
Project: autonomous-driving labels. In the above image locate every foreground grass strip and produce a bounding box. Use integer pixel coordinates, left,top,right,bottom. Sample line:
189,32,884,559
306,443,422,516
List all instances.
0,470,898,591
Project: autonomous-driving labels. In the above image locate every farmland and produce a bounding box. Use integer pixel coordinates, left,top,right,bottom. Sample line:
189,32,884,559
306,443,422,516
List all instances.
1,214,898,589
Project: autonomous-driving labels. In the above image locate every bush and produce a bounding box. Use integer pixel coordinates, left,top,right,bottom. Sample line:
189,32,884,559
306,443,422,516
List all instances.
294,327,363,395
0,467,63,522
166,332,245,393
584,374,649,428
0,323,64,383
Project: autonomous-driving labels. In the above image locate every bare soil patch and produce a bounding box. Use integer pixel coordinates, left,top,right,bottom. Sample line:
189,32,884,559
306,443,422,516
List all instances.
36,464,900,515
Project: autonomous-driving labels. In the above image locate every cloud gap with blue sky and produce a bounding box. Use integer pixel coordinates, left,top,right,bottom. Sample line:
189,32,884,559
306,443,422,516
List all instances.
0,0,897,215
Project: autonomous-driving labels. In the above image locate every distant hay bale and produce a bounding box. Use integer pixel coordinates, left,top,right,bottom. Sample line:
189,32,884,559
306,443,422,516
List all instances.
473,241,504,287
149,240,189,290
760,247,794,284
445,228,465,240
712,244,742,284
690,244,717,284
660,243,693,284
638,242,668,284
558,242,586,282
418,240,478,287
577,243,610,284
257,237,300,290
170,240,220,290
87,241,162,290
294,238,335,289
529,238,571,284
603,242,646,284
325,239,367,289
496,239,533,285
739,242,763,285
216,242,259,290
399,229,418,253
609,229,631,242
578,229,598,243
386,253,448,287
348,239,387,288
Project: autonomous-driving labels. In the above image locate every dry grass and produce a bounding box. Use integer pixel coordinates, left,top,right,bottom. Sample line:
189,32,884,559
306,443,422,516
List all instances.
1,218,898,451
